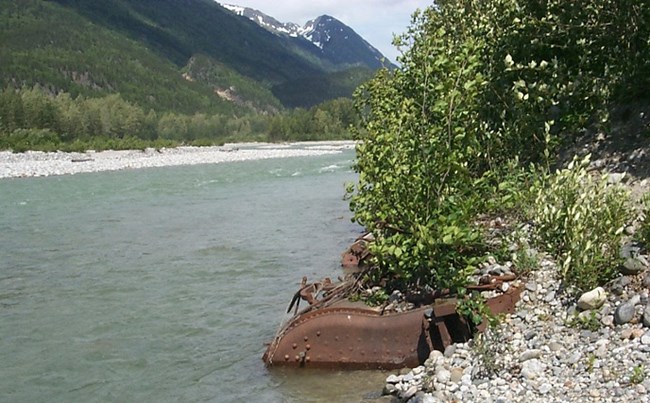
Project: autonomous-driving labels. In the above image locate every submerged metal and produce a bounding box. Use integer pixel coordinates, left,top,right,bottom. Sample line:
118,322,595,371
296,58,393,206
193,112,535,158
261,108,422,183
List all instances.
263,280,521,370
262,235,522,370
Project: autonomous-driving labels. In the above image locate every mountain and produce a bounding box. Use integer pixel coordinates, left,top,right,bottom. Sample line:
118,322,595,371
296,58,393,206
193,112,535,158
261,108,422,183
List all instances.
0,0,385,111
221,4,303,37
302,15,388,70
221,4,392,70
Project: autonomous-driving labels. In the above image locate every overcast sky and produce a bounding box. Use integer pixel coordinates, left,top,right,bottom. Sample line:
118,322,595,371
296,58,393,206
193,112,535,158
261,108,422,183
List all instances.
218,1,434,63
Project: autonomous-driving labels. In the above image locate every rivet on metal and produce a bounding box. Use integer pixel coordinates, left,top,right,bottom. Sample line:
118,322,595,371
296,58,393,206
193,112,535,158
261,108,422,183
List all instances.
305,344,311,350
304,336,308,342
284,355,290,361
292,343,297,349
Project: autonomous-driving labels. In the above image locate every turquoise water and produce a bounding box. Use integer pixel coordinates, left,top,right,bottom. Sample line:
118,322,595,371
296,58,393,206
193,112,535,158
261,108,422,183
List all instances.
0,149,387,402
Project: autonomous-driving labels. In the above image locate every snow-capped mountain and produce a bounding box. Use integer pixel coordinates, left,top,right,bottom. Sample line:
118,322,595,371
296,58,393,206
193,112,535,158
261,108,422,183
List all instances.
221,3,391,69
221,4,303,37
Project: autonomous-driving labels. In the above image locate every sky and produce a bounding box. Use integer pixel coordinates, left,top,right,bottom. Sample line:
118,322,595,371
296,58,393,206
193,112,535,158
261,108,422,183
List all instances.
218,1,434,63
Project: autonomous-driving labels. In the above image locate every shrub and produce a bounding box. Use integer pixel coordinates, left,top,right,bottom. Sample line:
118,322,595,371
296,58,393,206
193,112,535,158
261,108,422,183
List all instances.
348,0,648,295
531,155,632,291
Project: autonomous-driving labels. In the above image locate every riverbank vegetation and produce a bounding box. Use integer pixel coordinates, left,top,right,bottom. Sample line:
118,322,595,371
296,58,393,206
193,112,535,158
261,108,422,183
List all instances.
348,0,649,304
0,86,358,152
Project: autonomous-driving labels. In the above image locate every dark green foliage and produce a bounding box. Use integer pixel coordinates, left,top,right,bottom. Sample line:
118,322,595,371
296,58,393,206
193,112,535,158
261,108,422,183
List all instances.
349,0,648,294
0,87,357,151
183,55,283,113
268,98,358,142
272,67,375,108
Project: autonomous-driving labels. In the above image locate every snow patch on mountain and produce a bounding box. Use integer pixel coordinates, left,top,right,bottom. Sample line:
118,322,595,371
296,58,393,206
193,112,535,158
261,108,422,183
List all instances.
219,2,390,68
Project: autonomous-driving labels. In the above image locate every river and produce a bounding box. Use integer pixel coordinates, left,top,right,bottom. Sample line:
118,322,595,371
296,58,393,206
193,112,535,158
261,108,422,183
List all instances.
0,148,388,402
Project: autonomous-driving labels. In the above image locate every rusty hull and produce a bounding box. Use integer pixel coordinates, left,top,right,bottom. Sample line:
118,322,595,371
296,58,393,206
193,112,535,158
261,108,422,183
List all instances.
263,286,521,370
263,305,430,370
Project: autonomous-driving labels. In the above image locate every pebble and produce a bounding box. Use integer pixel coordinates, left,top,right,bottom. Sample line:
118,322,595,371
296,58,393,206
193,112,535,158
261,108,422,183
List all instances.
615,300,637,324
642,332,650,345
578,287,607,310
621,256,649,275
520,349,542,362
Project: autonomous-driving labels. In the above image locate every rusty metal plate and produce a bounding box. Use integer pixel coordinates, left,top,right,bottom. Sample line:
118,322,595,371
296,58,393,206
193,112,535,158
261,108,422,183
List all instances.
263,306,431,370
263,286,522,370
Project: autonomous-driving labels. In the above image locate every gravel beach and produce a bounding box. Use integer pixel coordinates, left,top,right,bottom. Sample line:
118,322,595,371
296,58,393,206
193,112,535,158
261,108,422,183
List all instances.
0,141,355,179
380,252,650,403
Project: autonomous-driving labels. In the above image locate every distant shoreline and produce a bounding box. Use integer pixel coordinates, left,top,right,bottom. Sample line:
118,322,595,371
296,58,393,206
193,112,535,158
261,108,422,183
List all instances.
0,141,356,179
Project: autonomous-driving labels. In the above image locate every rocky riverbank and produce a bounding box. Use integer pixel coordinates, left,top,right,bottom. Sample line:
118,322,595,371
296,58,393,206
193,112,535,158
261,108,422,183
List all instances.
0,141,355,179
379,247,650,403
377,113,650,402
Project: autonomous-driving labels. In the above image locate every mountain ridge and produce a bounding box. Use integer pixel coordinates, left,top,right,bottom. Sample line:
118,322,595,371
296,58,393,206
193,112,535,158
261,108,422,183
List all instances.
0,0,385,111
220,3,392,70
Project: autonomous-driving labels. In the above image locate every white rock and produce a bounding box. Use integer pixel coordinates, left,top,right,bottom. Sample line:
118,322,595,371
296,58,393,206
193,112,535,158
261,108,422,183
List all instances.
436,368,451,384
577,287,607,310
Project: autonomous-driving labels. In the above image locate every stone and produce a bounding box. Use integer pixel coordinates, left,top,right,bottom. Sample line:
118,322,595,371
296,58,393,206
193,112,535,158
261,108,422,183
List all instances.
436,368,451,384
620,242,642,259
443,344,456,358
621,256,649,275
526,282,538,292
632,328,645,339
383,383,398,395
410,393,437,403
400,385,418,400
615,300,637,324
428,350,443,361
544,291,556,303
602,315,615,327
521,358,544,379
610,277,631,295
644,305,650,328
450,367,463,383
568,352,582,364
621,328,634,339
519,349,542,362
538,383,552,394
386,374,401,384
578,287,607,310
643,272,650,288
548,342,563,352
641,332,650,345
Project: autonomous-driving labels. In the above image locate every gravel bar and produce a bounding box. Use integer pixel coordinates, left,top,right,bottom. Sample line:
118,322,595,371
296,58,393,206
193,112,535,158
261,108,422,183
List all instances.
0,141,355,179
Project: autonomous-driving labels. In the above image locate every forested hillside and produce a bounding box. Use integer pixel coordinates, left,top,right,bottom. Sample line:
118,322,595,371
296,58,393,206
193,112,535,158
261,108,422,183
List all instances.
0,0,384,151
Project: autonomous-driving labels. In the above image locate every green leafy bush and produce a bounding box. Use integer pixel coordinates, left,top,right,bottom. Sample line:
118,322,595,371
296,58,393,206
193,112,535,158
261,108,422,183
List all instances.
531,155,632,291
348,0,648,295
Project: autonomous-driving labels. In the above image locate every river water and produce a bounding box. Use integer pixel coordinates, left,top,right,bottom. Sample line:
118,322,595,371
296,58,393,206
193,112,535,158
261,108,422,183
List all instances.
0,148,388,402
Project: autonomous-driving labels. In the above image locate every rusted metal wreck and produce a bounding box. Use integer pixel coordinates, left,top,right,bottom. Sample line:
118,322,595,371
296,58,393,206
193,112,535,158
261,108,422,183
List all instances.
262,234,521,370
